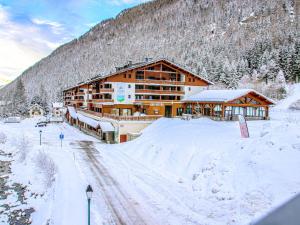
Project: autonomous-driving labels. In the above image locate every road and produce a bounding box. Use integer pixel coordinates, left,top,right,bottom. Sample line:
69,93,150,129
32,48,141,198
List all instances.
70,139,204,225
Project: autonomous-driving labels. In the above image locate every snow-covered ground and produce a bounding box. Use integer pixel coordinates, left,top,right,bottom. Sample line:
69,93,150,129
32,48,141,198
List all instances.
0,84,300,225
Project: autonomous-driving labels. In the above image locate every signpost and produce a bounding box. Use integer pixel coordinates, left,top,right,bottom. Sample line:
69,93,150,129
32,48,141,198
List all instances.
59,133,64,148
238,115,249,138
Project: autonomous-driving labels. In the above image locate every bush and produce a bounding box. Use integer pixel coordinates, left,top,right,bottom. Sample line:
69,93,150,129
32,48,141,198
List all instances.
35,151,57,188
0,132,7,144
17,136,30,162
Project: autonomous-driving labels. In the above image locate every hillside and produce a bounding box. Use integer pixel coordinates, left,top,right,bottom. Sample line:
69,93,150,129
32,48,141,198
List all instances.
0,0,299,110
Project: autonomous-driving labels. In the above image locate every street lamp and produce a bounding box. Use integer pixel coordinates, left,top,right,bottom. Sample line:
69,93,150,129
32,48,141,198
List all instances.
39,130,42,146
86,185,93,225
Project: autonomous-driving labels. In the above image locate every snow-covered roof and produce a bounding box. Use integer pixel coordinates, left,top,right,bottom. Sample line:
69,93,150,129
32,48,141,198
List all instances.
67,106,77,119
77,112,115,132
52,102,63,108
77,114,99,129
183,89,275,104
98,121,115,132
29,103,43,109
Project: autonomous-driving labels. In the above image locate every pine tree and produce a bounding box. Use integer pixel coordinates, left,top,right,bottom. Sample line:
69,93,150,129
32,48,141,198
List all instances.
13,79,28,116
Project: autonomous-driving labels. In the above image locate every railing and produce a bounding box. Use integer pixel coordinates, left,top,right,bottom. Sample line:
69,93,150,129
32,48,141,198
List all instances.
135,89,184,95
78,109,162,121
103,113,162,121
88,99,114,103
92,89,114,94
74,92,85,96
135,79,184,85
134,99,181,103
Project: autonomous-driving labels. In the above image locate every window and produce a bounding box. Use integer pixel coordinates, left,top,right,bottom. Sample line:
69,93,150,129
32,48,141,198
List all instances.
193,78,195,82
128,95,131,99
177,108,183,116
128,74,131,78
188,87,191,91
128,84,131,88
214,105,222,117
186,104,192,114
124,74,127,78
258,107,266,117
189,78,192,82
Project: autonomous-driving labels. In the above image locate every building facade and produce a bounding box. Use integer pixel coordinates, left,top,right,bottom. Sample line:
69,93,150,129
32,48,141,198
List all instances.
63,58,274,143
64,59,212,142
183,89,275,121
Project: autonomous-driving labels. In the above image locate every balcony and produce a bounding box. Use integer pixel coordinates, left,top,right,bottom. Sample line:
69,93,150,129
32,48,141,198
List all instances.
102,113,162,121
99,88,114,93
77,109,162,121
74,92,85,96
89,99,114,103
71,99,84,103
135,89,184,95
135,79,184,86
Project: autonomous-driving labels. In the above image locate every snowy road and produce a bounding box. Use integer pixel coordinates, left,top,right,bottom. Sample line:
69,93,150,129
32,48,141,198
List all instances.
71,140,149,225
70,139,204,225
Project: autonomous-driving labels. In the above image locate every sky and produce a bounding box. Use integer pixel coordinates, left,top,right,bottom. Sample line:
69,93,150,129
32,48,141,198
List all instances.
0,0,149,86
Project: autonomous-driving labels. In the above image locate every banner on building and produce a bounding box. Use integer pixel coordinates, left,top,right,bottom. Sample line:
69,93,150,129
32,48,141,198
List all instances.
116,83,125,103
238,115,249,138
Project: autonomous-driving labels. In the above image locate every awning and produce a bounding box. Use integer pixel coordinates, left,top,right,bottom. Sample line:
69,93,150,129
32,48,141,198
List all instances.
77,113,115,132
77,114,99,129
67,106,77,119
99,121,115,132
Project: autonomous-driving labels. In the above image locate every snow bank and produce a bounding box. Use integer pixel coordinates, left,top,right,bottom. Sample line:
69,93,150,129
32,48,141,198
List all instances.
114,90,300,224
274,84,300,110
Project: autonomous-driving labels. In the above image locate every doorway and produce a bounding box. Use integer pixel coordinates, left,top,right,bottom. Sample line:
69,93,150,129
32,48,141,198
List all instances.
165,105,172,118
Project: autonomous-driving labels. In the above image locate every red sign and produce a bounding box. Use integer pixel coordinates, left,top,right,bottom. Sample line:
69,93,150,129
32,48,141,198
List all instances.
238,115,249,138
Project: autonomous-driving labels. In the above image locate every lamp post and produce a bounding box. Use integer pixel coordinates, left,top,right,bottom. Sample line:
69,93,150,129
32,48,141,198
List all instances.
39,130,42,146
86,185,93,225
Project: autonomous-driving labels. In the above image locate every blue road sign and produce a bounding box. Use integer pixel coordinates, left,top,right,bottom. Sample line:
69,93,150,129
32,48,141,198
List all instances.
59,133,64,140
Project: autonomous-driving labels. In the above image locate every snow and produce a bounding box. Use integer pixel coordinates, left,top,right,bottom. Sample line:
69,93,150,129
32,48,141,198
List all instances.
0,84,300,225
77,112,115,131
274,84,300,110
184,89,275,103
52,102,63,108
98,121,114,132
67,106,77,119
77,113,99,128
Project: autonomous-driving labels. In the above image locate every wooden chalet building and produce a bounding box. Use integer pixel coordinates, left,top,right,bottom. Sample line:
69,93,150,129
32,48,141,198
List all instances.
183,89,275,120
64,58,213,118
64,58,212,142
63,58,274,143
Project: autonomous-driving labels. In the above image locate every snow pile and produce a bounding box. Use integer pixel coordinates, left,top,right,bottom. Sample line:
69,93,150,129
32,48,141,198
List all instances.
274,84,300,110
115,89,300,224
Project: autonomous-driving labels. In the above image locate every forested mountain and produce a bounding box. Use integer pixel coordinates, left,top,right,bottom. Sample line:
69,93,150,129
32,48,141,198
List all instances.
0,0,299,114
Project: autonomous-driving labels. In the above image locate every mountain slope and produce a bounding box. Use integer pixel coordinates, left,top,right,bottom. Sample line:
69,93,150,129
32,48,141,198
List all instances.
0,0,299,106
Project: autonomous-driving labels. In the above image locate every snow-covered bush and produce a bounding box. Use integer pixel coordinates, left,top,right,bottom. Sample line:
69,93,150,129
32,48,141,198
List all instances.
17,136,31,162
289,100,300,111
0,132,7,144
35,151,57,188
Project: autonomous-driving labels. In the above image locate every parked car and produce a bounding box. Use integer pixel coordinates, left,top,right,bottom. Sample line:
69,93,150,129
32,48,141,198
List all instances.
35,122,47,127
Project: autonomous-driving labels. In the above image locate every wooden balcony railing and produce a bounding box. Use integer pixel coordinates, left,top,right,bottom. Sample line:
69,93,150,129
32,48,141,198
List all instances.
102,113,162,121
135,79,184,85
135,89,184,95
88,99,114,103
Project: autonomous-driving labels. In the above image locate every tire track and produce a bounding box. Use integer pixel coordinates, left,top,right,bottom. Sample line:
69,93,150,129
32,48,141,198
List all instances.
71,141,151,225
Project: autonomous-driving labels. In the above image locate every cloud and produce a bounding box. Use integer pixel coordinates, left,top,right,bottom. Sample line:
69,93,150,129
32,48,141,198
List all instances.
31,18,65,35
0,4,71,85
